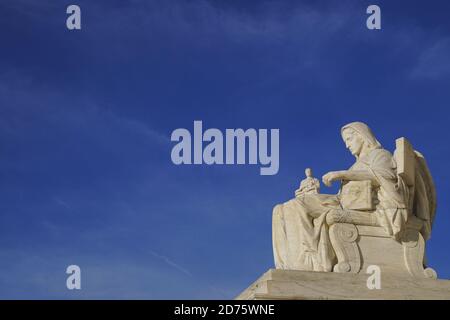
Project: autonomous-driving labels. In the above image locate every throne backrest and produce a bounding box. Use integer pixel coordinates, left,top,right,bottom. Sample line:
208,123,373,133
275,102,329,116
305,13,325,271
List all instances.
394,137,437,237
394,137,416,211
394,137,415,187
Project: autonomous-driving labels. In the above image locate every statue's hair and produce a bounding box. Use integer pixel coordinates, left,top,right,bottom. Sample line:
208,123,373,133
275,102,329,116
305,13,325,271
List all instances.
341,122,382,149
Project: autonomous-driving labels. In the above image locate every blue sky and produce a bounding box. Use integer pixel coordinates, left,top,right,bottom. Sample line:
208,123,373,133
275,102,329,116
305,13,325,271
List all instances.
0,0,450,299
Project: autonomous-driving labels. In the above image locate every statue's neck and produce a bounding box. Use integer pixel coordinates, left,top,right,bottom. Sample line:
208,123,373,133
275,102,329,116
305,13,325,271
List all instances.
356,145,373,160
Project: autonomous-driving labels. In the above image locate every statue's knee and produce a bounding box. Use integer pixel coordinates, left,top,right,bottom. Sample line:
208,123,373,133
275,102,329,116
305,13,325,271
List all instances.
272,204,282,218
326,209,348,225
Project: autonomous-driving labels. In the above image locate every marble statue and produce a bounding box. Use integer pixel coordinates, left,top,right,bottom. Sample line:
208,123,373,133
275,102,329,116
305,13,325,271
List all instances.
272,122,437,279
295,168,320,197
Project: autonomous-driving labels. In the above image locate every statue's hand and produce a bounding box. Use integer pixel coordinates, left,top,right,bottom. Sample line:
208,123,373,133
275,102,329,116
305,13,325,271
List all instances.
322,171,344,187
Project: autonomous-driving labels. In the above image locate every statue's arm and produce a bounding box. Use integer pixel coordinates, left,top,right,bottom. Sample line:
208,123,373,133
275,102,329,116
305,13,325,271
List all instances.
322,170,378,187
340,170,378,183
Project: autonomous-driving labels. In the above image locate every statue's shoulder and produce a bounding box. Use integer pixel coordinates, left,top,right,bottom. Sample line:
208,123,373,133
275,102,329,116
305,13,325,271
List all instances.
371,147,392,156
369,148,393,162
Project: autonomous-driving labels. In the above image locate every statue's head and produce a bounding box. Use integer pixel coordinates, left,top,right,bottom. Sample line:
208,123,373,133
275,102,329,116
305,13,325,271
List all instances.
305,168,312,178
341,122,381,157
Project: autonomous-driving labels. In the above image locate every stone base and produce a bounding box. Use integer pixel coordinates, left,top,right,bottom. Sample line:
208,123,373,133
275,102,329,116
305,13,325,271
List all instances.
236,269,450,300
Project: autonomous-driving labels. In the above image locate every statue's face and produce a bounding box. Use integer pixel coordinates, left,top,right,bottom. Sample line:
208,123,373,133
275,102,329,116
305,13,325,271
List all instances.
305,168,312,177
342,129,364,156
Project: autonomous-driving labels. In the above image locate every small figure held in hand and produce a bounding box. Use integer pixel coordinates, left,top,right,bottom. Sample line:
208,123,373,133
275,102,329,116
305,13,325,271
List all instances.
295,168,320,197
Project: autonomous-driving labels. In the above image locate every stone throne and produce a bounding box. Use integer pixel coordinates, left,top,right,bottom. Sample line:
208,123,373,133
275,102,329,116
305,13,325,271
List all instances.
328,137,437,279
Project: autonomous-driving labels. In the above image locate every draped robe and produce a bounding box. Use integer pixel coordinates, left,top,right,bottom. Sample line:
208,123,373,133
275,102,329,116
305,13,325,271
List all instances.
272,148,408,271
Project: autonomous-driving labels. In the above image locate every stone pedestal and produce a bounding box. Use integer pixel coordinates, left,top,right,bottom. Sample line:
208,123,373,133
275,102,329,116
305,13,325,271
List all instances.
236,269,450,300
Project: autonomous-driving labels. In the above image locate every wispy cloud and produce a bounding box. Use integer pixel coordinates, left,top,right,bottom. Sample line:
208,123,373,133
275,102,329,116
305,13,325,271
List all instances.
149,250,193,278
0,0,57,20
0,247,234,299
53,196,72,210
411,38,450,80
0,67,168,147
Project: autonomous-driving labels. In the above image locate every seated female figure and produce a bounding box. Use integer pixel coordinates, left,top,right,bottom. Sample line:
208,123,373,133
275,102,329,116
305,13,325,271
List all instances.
272,122,408,272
